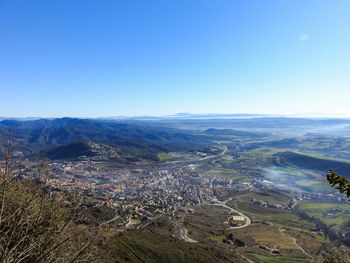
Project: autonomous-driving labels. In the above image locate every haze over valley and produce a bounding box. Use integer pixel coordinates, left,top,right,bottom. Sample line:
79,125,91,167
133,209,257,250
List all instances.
1,0,350,262
2,116,350,262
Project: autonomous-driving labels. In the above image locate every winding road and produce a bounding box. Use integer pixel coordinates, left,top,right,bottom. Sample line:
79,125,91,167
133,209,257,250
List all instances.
125,214,139,228
278,227,312,258
211,197,251,229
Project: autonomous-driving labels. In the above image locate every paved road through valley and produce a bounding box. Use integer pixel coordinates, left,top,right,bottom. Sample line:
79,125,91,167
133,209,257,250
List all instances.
211,197,251,229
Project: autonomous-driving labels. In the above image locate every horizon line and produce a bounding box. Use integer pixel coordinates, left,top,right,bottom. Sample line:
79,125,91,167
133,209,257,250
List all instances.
1,112,350,120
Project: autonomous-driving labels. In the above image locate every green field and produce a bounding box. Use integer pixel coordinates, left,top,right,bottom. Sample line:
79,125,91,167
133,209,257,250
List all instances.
234,190,293,205
294,180,330,192
249,253,309,263
220,154,235,164
207,168,237,175
227,195,315,229
209,235,226,243
298,201,350,227
157,152,176,161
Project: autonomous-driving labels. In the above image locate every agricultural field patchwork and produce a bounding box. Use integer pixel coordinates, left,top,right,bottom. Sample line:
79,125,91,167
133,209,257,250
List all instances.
298,201,350,227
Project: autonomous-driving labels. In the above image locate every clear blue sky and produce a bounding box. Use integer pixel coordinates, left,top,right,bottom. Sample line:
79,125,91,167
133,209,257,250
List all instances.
0,0,349,117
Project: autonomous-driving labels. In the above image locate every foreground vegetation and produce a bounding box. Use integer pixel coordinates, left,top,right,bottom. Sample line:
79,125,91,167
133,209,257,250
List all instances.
0,173,98,262
103,218,240,263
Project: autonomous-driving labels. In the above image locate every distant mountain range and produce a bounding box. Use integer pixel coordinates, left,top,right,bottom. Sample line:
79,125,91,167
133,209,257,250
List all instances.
2,116,350,161
0,118,213,161
2,113,349,121
0,113,271,121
